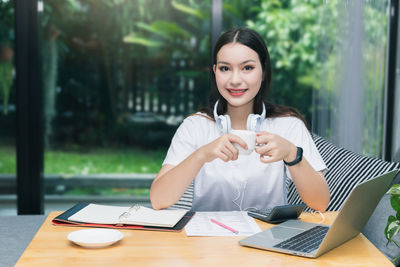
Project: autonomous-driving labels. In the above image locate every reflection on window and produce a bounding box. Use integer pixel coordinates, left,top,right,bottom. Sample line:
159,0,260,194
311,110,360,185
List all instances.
41,0,210,209
0,0,391,214
311,1,389,156
0,0,16,215
225,0,389,157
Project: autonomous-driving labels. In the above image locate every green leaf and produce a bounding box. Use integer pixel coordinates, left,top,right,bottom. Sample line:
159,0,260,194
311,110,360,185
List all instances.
172,1,205,19
151,21,191,39
136,22,165,37
391,195,400,212
223,3,241,18
385,216,400,242
136,21,190,41
0,61,13,115
123,34,164,47
387,184,400,196
66,0,80,10
297,74,318,88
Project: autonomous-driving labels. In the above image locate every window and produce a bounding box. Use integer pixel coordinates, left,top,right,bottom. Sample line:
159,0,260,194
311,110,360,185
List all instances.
40,0,211,212
224,0,390,157
2,0,396,214
0,0,15,215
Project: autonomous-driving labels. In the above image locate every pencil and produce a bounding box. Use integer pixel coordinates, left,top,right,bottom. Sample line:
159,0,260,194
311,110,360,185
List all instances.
210,218,239,234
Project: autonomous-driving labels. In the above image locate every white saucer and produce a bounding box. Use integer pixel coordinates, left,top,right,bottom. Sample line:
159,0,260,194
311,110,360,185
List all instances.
68,229,124,248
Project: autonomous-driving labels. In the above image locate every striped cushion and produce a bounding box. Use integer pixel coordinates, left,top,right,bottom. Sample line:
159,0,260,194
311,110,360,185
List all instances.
171,135,400,211
170,182,194,210
287,135,400,211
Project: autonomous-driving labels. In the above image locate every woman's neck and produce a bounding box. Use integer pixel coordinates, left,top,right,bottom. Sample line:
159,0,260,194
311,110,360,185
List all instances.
227,103,253,130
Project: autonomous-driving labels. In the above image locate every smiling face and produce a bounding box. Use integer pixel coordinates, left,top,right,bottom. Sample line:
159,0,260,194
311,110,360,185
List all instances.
214,42,263,112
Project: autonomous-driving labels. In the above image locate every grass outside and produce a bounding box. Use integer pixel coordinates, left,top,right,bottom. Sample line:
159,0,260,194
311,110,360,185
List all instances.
0,146,166,174
64,187,151,196
0,146,15,174
0,146,166,196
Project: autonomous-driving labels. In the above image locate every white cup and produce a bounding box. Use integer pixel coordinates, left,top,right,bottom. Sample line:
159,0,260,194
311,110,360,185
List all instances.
230,129,257,155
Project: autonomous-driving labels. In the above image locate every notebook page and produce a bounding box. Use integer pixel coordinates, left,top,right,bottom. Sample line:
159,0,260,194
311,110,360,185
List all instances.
68,204,129,224
120,206,187,227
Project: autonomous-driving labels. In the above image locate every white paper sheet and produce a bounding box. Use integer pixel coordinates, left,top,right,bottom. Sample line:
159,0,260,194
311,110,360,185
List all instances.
185,211,262,236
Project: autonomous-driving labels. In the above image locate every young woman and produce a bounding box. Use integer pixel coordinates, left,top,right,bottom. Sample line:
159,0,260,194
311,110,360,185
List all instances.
150,27,330,212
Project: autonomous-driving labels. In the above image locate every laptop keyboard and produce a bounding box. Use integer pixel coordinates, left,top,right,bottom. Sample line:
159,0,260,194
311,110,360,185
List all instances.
273,225,329,253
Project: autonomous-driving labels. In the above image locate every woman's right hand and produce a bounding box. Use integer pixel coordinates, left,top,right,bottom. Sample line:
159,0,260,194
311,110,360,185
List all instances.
197,134,247,163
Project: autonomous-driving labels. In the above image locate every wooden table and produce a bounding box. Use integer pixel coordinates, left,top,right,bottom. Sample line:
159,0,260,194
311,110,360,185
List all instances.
16,211,392,267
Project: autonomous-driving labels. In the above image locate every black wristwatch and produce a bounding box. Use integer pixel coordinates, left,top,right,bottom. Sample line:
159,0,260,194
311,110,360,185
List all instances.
284,147,303,166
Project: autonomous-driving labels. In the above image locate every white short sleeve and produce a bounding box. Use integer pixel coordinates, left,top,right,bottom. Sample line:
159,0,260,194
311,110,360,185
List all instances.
278,118,327,179
162,115,201,166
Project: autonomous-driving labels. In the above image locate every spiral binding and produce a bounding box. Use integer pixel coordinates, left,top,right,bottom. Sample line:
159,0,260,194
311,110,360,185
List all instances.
118,203,140,223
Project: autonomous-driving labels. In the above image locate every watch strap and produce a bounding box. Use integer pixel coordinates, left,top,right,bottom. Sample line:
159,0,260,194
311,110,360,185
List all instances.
284,147,303,166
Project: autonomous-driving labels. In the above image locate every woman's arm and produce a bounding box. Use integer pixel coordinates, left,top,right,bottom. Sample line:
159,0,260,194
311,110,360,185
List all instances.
286,158,330,212
150,134,247,210
255,131,330,212
150,151,207,210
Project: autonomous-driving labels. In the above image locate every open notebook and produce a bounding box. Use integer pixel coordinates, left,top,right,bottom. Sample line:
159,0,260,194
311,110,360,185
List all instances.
68,203,187,227
53,203,193,231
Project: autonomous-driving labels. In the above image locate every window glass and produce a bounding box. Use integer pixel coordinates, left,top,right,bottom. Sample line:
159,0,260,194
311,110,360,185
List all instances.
41,0,211,212
311,1,389,156
224,0,389,156
222,0,314,122
0,0,16,215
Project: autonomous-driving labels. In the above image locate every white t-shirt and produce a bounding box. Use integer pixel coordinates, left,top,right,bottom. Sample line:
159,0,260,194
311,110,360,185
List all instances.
163,113,327,211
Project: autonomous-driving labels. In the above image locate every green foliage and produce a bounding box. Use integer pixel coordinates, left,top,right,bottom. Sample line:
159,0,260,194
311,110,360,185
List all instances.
0,146,165,174
172,0,206,19
388,185,400,196
0,61,13,115
122,0,210,60
392,195,400,212
123,33,164,47
222,0,261,29
64,187,150,196
246,0,388,148
0,1,14,116
246,0,323,121
0,0,13,43
0,0,388,153
386,185,400,262
125,20,192,48
35,0,211,148
0,146,15,173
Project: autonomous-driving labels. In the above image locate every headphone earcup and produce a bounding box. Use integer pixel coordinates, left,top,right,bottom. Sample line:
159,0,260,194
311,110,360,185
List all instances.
214,100,231,134
246,103,266,132
224,115,231,134
216,115,231,134
247,114,262,132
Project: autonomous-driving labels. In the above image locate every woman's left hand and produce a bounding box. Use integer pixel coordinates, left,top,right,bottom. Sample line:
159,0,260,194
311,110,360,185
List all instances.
255,131,297,164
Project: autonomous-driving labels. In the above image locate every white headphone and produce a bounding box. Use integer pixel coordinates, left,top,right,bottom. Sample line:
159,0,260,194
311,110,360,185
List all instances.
213,100,266,133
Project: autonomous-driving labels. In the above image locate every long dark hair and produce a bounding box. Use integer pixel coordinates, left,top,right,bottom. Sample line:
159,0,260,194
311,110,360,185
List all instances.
198,27,310,130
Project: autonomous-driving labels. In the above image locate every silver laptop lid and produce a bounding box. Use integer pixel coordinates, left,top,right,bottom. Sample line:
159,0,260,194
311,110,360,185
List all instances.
315,169,398,257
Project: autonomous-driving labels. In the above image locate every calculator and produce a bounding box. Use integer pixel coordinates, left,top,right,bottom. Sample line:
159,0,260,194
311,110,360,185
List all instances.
247,204,306,224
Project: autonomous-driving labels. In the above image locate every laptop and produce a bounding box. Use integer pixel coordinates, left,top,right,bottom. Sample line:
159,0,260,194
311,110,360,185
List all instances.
239,169,399,258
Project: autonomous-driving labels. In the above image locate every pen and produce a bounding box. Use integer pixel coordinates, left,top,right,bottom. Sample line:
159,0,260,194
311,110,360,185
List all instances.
210,218,239,234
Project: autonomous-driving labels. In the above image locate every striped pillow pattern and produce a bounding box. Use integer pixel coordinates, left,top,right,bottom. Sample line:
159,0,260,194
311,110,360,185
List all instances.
286,135,400,211
170,182,194,210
